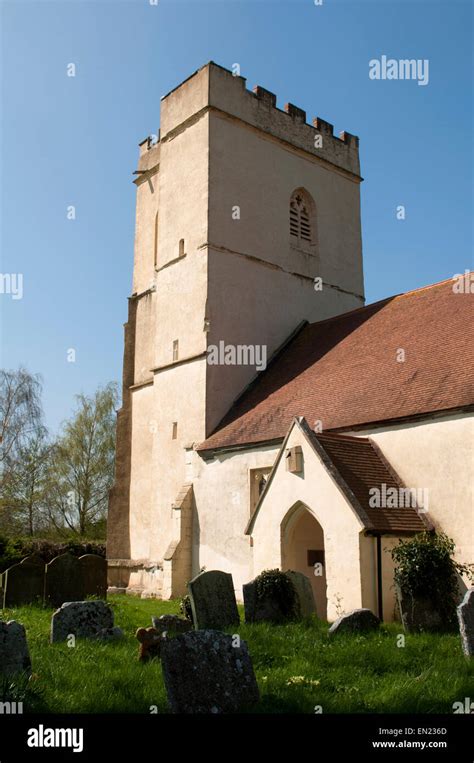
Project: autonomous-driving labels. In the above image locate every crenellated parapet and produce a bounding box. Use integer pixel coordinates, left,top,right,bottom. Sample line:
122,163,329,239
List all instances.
136,61,361,178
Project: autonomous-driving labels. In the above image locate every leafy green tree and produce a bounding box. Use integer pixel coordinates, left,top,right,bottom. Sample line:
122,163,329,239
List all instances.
0,369,47,533
0,432,51,535
45,383,118,536
0,368,45,463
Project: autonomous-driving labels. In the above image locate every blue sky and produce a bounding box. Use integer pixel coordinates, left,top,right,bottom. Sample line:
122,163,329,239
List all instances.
1,0,472,433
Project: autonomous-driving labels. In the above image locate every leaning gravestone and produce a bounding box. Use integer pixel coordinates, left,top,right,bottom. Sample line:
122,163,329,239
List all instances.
50,600,113,643
3,560,45,608
161,630,260,713
187,570,239,630
328,608,380,635
457,588,474,657
44,553,84,608
79,555,107,599
0,620,31,677
284,571,317,617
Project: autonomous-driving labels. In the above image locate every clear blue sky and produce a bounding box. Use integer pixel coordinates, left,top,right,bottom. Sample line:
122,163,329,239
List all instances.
1,0,472,434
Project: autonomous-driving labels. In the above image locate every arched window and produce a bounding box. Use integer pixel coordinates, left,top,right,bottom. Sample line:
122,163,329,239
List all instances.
289,189,315,247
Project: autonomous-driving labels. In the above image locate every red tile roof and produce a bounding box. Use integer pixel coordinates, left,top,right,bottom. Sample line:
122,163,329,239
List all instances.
311,431,428,534
199,277,474,453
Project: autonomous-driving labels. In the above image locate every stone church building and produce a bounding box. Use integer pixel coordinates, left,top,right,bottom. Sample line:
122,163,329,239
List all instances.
107,62,473,621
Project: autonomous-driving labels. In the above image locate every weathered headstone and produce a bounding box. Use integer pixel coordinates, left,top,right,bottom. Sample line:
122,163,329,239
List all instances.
79,554,107,599
328,608,380,635
44,553,84,608
151,614,193,635
50,600,113,643
284,570,317,617
188,570,239,629
3,561,45,608
0,620,31,677
243,571,300,624
161,630,260,713
395,585,444,632
457,588,474,657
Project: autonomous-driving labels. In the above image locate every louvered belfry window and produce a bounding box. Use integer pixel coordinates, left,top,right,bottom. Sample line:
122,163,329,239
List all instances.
290,192,312,244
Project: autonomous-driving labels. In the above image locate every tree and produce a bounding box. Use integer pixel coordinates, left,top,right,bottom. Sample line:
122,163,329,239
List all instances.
46,383,118,536
0,432,51,535
0,368,45,464
0,369,47,534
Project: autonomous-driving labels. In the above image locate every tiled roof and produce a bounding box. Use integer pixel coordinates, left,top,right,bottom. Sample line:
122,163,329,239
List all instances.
199,277,474,453
311,430,427,534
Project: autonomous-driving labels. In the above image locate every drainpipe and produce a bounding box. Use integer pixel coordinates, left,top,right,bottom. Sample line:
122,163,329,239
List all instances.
376,534,383,621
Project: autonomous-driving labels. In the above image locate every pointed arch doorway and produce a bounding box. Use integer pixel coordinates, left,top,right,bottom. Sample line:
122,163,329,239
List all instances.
281,502,327,620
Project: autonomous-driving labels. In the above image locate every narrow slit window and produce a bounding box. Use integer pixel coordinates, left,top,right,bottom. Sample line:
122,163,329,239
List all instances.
172,422,178,440
172,339,179,362
178,238,185,258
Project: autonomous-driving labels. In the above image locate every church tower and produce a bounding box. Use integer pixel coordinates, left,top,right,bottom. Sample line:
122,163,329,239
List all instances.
107,62,364,597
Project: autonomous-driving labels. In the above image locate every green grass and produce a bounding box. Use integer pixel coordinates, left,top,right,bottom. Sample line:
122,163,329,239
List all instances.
2,595,472,714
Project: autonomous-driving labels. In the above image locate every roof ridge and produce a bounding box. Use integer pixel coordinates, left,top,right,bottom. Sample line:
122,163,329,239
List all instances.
307,273,469,332
316,432,370,443
393,273,470,298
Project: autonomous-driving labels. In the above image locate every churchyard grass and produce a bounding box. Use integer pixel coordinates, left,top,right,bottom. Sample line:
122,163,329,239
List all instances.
2,595,472,714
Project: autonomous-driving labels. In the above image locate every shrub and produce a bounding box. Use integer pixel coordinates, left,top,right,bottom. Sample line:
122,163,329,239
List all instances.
391,532,473,628
0,534,23,573
255,569,300,622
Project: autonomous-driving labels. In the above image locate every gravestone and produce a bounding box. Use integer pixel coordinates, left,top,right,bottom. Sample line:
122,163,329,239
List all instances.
20,554,44,566
151,614,193,636
3,561,45,608
328,608,380,635
187,570,239,630
44,553,84,608
457,588,474,657
0,620,31,677
161,630,260,713
395,585,443,632
243,571,301,624
92,626,123,641
79,554,107,599
284,571,317,617
50,600,113,643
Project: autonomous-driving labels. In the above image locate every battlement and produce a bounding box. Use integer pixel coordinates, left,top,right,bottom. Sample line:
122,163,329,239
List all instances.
137,61,361,178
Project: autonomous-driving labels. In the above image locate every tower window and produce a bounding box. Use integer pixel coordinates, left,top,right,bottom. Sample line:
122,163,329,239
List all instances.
290,189,315,247
178,239,185,258
172,339,179,362
172,422,178,439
